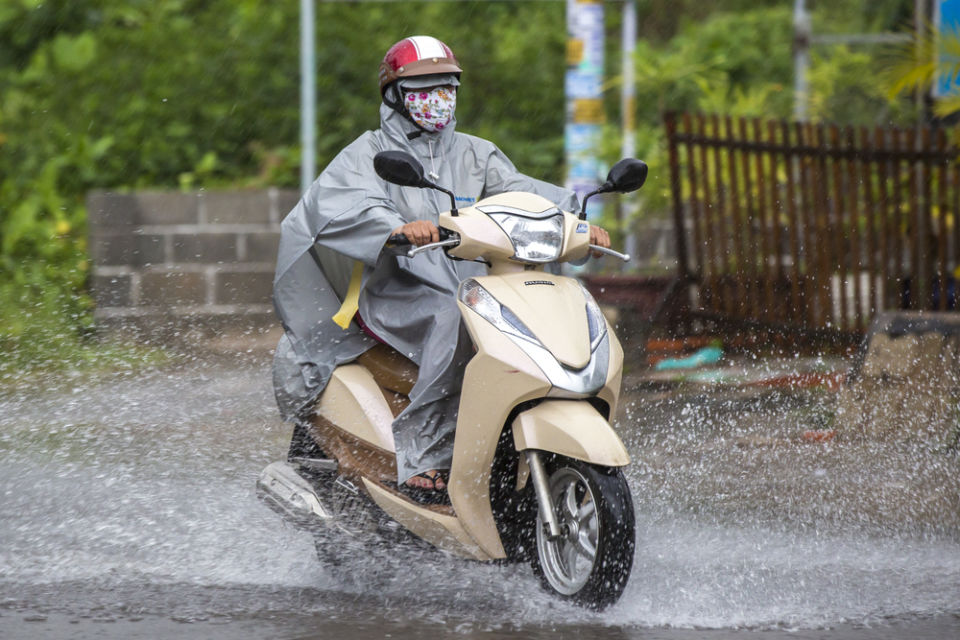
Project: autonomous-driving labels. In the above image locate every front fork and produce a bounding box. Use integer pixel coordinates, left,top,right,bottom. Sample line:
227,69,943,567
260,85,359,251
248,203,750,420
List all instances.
525,450,562,541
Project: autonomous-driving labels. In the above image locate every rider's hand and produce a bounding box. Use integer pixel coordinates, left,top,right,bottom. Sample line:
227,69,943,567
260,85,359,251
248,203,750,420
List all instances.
392,220,440,246
590,225,611,257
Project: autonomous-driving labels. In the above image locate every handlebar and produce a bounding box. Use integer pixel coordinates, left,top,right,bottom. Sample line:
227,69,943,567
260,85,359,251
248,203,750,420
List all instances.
386,228,460,258
387,230,628,262
407,238,461,257
387,227,458,247
589,245,631,262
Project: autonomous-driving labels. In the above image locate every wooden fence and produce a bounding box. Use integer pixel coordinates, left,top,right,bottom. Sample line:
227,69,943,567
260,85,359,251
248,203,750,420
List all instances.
665,111,960,333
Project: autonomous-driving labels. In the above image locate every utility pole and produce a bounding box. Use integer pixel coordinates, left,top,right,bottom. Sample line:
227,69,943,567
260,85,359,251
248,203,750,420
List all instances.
565,0,605,221
300,0,316,193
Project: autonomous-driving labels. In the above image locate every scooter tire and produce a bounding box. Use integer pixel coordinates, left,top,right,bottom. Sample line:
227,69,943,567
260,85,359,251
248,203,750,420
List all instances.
530,457,635,610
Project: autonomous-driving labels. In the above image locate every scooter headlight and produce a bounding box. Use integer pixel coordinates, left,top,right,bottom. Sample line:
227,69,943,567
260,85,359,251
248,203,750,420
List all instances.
458,279,540,344
485,210,564,263
579,282,607,350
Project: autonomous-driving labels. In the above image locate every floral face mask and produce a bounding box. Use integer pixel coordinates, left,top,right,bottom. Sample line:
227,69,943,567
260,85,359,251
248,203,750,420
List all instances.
403,85,456,132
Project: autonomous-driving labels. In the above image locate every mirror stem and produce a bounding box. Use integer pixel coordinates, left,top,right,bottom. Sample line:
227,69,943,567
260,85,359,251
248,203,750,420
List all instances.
579,184,610,220
425,181,459,217
441,188,459,217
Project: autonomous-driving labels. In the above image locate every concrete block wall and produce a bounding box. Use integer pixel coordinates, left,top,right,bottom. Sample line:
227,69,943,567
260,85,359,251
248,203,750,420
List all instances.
87,188,300,337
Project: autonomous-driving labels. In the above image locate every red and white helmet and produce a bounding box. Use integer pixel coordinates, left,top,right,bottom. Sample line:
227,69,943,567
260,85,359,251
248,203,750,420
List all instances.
378,35,462,96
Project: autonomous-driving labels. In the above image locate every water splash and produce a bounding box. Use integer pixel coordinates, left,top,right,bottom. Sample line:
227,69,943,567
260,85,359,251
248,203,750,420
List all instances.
1,358,958,633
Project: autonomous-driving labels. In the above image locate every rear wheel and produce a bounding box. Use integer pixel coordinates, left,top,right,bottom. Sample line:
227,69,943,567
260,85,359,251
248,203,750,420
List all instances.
531,457,634,610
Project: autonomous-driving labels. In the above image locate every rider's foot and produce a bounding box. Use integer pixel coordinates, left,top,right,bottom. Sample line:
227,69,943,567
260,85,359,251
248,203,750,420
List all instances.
405,469,447,491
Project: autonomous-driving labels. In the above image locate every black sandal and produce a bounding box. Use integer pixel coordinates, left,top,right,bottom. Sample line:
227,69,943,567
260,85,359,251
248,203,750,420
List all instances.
406,469,448,490
429,470,449,490
399,470,451,505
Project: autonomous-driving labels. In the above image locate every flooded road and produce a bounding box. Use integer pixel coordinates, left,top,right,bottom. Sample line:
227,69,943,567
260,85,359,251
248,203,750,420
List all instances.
1,350,958,639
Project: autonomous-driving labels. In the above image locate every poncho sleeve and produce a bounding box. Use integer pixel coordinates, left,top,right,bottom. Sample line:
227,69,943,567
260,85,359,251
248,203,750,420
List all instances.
301,133,409,267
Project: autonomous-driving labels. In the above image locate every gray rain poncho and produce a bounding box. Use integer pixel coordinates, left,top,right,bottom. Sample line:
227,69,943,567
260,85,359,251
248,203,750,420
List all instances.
273,82,578,483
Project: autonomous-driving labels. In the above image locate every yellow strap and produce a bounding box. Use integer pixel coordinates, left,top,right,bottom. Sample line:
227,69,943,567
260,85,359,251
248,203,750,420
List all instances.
332,261,364,329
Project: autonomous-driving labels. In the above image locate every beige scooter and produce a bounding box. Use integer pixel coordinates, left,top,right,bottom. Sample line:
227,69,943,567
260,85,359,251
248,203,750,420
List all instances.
258,151,647,609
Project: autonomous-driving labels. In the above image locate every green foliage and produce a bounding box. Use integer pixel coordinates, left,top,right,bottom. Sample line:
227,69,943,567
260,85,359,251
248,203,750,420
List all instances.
604,4,914,243
0,0,570,372
816,0,913,35
633,0,785,43
884,22,960,119
0,0,930,361
627,6,794,125
600,7,794,234
809,45,912,125
302,1,568,181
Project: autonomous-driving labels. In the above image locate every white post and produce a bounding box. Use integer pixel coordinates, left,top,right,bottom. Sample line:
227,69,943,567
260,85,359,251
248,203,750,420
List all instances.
621,0,638,266
793,0,811,121
621,0,636,160
300,0,316,193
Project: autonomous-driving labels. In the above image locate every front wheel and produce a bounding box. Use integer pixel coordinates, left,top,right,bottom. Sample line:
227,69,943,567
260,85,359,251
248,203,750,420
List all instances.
531,457,635,610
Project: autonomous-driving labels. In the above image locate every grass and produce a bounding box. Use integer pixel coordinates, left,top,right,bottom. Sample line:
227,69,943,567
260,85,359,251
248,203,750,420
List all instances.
0,291,171,390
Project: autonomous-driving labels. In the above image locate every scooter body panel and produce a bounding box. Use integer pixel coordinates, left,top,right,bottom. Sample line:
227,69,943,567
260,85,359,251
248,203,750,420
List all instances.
474,272,592,368
315,364,396,453
599,326,624,416
449,270,626,559
449,315,552,559
361,478,493,561
511,400,630,466
307,270,627,562
441,195,591,266
267,155,647,608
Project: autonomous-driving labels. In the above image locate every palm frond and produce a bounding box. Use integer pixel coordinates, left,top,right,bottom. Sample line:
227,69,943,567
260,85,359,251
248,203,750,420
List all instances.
884,22,940,100
885,21,960,116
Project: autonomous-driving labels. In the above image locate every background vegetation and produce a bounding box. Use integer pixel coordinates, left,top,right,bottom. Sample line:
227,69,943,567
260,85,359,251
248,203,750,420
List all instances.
0,0,926,371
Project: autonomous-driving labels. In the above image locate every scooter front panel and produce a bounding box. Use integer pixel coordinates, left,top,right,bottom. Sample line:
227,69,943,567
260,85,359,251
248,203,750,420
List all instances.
450,269,630,559
440,207,514,262
511,400,630,467
598,326,624,415
450,312,552,559
475,273,592,369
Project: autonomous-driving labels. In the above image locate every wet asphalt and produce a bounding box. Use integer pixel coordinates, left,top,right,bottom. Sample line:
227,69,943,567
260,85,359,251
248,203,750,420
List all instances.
0,344,958,639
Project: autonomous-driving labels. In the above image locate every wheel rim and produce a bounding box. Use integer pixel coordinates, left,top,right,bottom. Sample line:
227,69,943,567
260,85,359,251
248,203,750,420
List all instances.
535,466,600,595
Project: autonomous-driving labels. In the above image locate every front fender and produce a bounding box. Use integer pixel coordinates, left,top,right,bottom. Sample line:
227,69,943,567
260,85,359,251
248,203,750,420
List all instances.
511,400,630,467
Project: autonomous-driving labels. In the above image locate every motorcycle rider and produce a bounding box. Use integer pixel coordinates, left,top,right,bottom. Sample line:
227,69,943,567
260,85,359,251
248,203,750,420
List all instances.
272,35,610,493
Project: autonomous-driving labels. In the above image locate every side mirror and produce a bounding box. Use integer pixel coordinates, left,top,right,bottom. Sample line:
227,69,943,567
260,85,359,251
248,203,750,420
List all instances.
372,150,460,216
374,150,427,187
604,158,648,194
578,158,648,220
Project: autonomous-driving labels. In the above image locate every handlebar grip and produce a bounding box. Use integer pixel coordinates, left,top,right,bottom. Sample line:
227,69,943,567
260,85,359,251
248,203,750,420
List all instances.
389,229,456,245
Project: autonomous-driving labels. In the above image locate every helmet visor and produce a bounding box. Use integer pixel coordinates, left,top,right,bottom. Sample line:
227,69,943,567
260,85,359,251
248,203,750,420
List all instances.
397,73,460,90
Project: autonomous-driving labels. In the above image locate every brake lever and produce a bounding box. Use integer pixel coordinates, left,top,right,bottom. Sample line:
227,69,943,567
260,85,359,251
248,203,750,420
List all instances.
589,245,631,262
407,238,461,257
